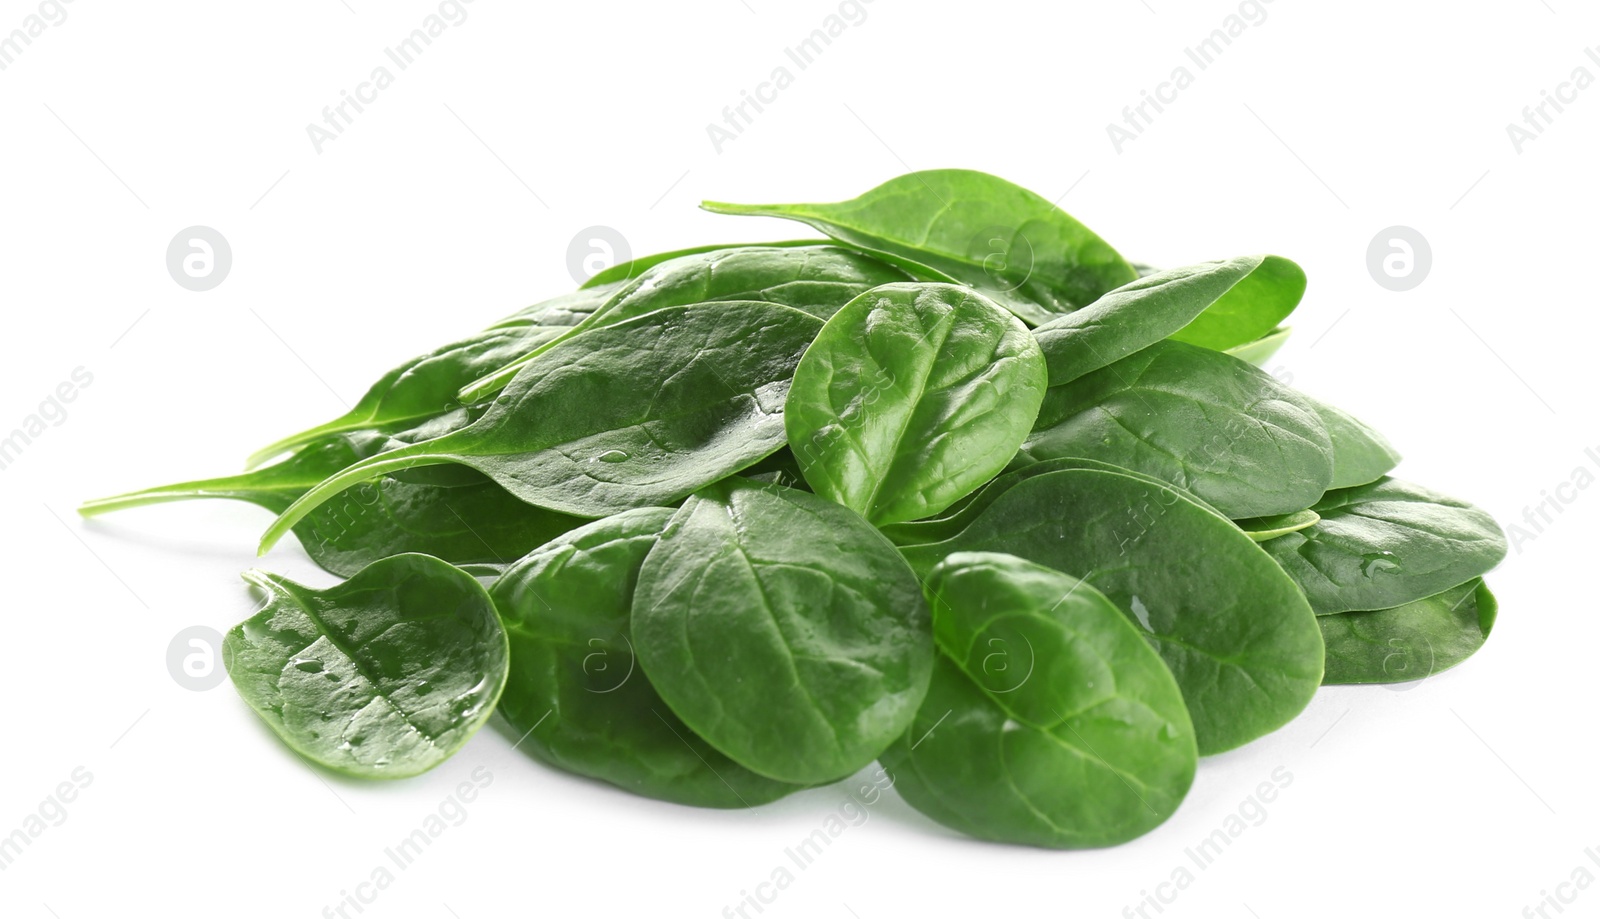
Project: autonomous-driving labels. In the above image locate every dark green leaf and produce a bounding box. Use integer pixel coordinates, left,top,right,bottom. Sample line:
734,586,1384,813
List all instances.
1260,477,1507,615
898,466,1324,755
1019,340,1333,518
1300,394,1402,489
704,169,1137,325
1320,579,1497,684
581,239,825,288
491,508,803,807
881,552,1196,848
223,554,508,779
786,282,1047,524
632,479,933,784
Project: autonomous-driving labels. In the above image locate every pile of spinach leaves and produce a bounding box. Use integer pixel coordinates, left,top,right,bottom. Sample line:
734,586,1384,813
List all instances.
83,169,1506,849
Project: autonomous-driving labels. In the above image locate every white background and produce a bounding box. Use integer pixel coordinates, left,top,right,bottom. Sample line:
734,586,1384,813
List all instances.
2,1,1595,917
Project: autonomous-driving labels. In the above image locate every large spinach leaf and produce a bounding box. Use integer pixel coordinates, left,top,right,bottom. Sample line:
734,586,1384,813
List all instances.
1260,477,1507,614
491,508,803,807
1300,394,1402,489
1032,255,1305,384
259,300,824,553
224,554,508,778
880,552,1196,848
703,169,1137,325
786,282,1047,525
631,479,932,784
899,466,1324,755
1320,579,1497,684
1019,340,1333,518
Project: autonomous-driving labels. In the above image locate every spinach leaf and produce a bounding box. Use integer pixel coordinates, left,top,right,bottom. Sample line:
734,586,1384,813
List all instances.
898,466,1324,755
1237,509,1321,542
1019,340,1333,518
249,286,620,468
1320,579,1496,684
1260,477,1508,615
786,282,1047,525
631,479,932,784
703,169,1137,325
1225,326,1292,366
223,554,508,778
258,300,824,554
581,239,824,288
1300,394,1402,489
1032,256,1305,384
459,245,910,402
491,508,803,807
81,434,583,578
880,552,1196,848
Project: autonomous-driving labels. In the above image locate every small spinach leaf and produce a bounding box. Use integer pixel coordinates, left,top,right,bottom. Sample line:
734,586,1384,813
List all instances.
491,508,803,807
704,169,1137,325
1225,326,1292,366
1260,477,1508,615
1019,340,1333,518
881,552,1196,848
632,479,933,784
1033,256,1304,384
259,300,825,553
786,282,1047,524
1320,579,1497,684
223,554,508,779
1300,394,1402,489
898,466,1324,755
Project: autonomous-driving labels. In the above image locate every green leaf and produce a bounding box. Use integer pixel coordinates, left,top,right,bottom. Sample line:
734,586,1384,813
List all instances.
459,245,909,402
248,285,619,468
1237,509,1321,542
881,552,1196,848
1019,340,1333,518
786,282,1047,525
898,466,1324,755
1300,394,1403,489
1033,256,1304,384
632,479,933,784
223,554,509,779
703,169,1137,325
1320,579,1497,684
490,508,803,807
1225,327,1292,366
258,300,824,554
81,434,583,578
1260,477,1507,615
581,239,825,288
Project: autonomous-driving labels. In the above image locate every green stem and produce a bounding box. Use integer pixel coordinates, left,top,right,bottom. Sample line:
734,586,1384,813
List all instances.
79,471,292,517
246,418,373,470
257,448,450,555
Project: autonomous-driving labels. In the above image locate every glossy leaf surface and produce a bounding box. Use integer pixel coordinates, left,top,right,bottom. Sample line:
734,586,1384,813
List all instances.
224,554,508,779
1301,394,1402,489
1237,509,1321,542
632,480,932,784
786,282,1047,524
1320,579,1496,684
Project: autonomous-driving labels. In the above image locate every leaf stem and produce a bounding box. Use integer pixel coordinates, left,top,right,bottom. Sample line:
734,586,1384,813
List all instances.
257,448,450,555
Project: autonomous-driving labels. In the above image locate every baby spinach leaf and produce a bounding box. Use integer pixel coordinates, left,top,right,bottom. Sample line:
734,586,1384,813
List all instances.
703,169,1138,325
491,508,803,807
1019,340,1333,518
1300,394,1402,489
786,282,1048,525
1225,326,1292,366
898,466,1324,755
632,479,933,784
460,245,909,402
81,434,583,578
1032,256,1305,385
249,286,620,468
1260,477,1508,615
1320,579,1497,684
223,554,509,779
880,552,1196,848
581,239,824,288
1237,509,1321,542
258,300,825,554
